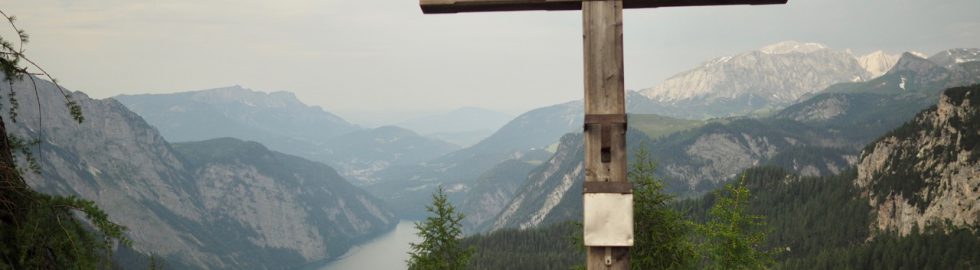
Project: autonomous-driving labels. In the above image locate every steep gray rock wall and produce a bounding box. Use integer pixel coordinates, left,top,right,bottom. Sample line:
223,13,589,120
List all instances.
3,77,395,269
856,85,980,236
487,133,585,232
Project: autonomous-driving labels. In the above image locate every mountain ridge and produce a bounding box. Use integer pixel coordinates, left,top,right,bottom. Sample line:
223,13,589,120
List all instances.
6,77,396,269
115,86,460,185
482,47,980,232
638,41,871,119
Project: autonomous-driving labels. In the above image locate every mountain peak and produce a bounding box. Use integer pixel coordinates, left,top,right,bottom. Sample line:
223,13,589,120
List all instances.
928,48,980,70
759,41,829,54
639,41,868,118
184,86,305,108
858,50,902,79
886,52,942,75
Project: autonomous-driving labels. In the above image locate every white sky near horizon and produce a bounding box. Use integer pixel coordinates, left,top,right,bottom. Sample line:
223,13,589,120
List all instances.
2,0,979,125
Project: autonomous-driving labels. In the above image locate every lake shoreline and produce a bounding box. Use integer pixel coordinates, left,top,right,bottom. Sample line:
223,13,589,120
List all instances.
296,220,419,270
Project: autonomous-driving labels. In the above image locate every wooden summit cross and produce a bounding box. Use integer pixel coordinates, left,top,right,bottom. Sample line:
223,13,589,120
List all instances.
420,0,786,269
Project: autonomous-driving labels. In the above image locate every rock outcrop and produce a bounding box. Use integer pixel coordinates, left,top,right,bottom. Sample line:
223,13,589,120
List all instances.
856,85,980,236
858,50,902,79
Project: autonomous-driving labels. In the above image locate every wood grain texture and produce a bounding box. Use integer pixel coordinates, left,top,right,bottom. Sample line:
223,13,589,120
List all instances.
582,0,625,185
583,1,630,268
587,246,630,269
420,0,787,14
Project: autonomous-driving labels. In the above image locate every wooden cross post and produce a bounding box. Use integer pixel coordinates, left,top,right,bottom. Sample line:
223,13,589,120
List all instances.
420,0,786,269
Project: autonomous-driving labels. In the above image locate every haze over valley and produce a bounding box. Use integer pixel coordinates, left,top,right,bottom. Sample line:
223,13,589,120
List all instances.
2,0,979,269
3,41,978,269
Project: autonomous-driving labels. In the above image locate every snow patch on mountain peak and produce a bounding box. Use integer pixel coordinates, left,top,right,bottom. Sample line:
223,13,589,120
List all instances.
704,56,734,67
910,51,929,59
929,48,980,69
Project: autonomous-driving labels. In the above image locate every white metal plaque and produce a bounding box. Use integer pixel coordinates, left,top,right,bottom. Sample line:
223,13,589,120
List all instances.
583,193,634,247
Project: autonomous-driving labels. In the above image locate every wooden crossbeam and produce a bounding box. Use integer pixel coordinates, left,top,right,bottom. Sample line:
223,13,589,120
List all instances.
421,0,787,14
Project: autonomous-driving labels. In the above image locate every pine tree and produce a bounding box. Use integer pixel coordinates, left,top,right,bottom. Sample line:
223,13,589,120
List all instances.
629,146,697,270
407,186,472,270
698,175,774,270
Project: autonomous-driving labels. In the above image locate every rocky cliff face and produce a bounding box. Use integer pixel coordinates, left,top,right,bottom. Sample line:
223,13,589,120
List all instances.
855,85,980,236
4,77,395,269
368,101,581,219
458,159,539,233
485,129,672,231
174,138,396,265
651,119,854,190
639,41,870,119
858,50,902,79
487,133,585,232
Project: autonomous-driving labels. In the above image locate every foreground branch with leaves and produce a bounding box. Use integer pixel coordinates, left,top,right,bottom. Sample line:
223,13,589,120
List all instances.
0,9,128,270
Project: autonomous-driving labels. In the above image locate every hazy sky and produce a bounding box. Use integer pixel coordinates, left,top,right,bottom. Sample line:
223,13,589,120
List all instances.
3,0,979,124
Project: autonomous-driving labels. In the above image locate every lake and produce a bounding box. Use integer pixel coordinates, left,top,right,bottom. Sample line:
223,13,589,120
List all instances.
317,220,419,270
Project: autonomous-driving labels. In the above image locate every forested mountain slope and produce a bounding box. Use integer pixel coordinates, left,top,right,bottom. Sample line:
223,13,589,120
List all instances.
483,49,980,232
462,85,980,268
856,84,980,236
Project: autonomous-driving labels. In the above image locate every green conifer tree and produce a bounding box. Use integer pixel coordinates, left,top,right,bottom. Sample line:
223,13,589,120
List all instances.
698,175,774,270
629,147,697,270
407,186,472,270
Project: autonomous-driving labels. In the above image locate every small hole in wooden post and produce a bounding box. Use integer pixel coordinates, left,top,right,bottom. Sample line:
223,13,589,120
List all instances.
600,123,612,163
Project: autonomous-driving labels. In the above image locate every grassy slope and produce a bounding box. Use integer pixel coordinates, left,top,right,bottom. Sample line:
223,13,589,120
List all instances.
629,114,705,140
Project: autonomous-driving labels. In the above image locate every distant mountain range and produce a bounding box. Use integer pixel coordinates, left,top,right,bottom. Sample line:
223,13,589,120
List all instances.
633,41,941,119
637,41,871,118
459,85,980,268
366,101,581,218
115,86,359,143
9,37,978,270
115,86,460,185
363,45,980,224
480,47,980,232
396,107,513,147
95,42,980,241
323,125,460,183
6,79,395,269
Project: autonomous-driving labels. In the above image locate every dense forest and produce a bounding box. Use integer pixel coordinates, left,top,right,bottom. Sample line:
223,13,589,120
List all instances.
461,222,583,270
461,166,980,270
